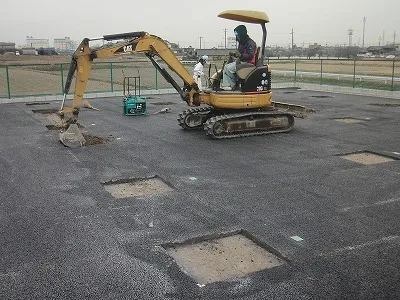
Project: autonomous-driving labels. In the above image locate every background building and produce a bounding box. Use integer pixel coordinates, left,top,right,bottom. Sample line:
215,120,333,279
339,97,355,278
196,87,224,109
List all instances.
227,37,237,49
26,36,49,49
0,42,16,54
21,47,37,55
196,48,236,61
54,37,76,54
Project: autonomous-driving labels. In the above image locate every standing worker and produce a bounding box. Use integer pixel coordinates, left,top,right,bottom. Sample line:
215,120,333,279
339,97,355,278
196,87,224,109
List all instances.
222,25,257,90
193,55,208,91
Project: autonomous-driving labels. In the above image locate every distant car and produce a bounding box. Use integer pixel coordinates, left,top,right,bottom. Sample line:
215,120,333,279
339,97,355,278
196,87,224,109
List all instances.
386,55,395,59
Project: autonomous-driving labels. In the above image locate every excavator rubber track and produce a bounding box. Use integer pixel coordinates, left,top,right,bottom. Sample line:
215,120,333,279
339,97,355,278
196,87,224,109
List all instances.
203,110,296,139
178,106,213,130
178,101,308,139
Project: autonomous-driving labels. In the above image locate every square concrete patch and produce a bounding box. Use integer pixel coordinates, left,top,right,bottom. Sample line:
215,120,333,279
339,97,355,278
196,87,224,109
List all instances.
103,177,173,198
165,233,286,285
341,152,396,165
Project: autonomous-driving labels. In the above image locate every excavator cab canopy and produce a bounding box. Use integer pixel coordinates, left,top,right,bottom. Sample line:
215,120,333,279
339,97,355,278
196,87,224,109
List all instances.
217,10,269,24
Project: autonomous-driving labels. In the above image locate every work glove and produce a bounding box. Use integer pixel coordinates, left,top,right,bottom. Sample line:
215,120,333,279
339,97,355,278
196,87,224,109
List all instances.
229,50,241,58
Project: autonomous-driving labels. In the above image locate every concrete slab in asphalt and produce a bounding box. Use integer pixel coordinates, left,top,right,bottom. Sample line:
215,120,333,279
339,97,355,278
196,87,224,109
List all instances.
0,89,399,299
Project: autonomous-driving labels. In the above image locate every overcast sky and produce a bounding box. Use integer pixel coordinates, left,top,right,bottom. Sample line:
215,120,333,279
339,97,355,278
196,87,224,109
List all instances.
1,0,399,48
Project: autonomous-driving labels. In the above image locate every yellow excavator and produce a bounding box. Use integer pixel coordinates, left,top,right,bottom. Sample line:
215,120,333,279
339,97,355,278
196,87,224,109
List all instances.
59,10,308,147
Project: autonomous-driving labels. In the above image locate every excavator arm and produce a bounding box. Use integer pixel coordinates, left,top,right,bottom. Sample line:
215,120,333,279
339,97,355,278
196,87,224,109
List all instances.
59,32,200,127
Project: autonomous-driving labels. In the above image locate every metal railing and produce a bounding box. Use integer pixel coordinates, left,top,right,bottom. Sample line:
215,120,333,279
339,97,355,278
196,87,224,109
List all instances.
0,59,399,99
0,60,188,99
267,58,400,91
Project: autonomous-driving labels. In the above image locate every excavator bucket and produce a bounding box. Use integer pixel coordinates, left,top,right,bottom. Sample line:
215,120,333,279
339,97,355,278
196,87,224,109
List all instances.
59,124,86,147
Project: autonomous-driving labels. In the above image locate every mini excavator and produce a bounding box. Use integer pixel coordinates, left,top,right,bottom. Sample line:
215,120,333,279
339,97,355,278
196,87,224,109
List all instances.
59,10,309,147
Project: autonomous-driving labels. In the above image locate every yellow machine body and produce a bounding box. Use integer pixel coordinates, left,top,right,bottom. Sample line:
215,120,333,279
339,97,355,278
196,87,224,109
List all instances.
200,92,272,109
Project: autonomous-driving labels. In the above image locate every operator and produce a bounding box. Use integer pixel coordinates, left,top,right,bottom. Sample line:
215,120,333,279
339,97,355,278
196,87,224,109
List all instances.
222,25,257,90
193,55,208,91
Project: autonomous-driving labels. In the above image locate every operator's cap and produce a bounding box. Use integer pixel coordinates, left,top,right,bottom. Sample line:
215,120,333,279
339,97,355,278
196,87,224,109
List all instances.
201,55,209,61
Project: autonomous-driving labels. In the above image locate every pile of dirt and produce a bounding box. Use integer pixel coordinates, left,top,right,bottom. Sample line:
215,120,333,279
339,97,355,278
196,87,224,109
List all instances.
82,134,113,145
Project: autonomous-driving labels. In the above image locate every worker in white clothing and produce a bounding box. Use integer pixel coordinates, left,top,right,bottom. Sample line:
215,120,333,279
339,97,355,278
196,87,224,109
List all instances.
193,55,208,91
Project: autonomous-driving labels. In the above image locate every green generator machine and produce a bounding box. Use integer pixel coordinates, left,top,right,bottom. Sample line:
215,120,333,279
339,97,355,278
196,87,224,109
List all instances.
122,76,147,116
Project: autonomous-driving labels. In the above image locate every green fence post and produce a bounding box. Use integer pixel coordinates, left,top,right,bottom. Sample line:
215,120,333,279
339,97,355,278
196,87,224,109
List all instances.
155,67,158,90
353,60,356,88
391,60,395,91
294,59,297,82
320,59,323,85
6,66,11,99
60,64,64,93
110,62,114,92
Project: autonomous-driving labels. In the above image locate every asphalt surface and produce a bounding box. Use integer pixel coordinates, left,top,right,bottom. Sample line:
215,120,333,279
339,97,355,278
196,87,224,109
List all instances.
0,89,399,300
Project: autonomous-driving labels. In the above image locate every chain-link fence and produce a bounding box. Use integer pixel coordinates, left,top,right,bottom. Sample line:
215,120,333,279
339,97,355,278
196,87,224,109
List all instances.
0,60,196,99
267,59,400,91
1,59,399,99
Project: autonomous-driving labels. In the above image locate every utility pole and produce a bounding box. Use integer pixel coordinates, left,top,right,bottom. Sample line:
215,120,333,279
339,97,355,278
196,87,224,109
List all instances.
362,17,366,48
378,35,381,46
290,28,294,49
347,29,353,47
382,31,385,45
223,28,227,49
394,30,396,45
290,28,294,57
199,37,203,49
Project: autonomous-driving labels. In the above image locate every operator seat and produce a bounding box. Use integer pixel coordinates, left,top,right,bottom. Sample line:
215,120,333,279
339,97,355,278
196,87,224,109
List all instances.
236,46,260,80
235,47,271,93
